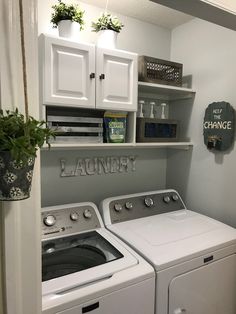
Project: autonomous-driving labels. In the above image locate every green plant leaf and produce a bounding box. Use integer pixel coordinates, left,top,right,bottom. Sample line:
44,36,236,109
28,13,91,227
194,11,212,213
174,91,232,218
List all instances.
51,0,85,30
0,109,55,164
91,12,124,33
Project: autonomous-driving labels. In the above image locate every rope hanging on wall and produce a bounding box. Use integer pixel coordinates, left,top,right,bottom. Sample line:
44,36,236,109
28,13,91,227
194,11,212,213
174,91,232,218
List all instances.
19,0,29,120
105,0,109,12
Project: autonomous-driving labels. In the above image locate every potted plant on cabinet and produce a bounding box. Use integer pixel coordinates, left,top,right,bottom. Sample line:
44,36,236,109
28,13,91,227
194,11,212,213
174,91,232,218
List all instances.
51,0,85,39
91,12,124,49
0,109,54,201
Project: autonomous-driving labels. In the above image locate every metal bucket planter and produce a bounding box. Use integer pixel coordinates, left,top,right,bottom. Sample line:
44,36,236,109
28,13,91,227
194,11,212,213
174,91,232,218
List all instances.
0,151,35,201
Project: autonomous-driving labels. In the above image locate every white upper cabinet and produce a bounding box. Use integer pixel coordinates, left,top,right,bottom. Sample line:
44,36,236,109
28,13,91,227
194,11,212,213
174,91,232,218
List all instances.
96,48,138,111
41,35,95,108
40,34,138,112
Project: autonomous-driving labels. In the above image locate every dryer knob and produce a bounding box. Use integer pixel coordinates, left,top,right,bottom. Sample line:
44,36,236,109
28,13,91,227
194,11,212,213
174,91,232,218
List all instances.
83,209,92,219
44,215,56,227
172,194,179,201
70,212,79,221
125,202,133,210
163,196,171,203
144,197,154,208
114,203,123,212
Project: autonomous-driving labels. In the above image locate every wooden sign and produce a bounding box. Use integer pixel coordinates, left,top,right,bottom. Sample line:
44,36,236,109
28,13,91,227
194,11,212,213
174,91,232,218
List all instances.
203,101,235,151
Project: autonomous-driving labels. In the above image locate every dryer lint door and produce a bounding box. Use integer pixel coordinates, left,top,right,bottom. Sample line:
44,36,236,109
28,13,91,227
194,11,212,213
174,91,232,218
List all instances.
168,254,236,314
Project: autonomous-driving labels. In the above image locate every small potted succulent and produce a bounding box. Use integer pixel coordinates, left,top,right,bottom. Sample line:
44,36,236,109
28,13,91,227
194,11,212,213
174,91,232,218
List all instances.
51,0,85,39
0,109,54,201
91,12,124,49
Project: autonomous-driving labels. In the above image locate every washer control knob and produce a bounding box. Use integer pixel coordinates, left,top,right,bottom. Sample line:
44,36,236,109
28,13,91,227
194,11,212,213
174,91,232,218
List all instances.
172,194,179,201
114,203,123,212
44,215,56,227
125,202,133,210
83,209,92,219
163,196,171,203
70,212,79,221
144,197,154,208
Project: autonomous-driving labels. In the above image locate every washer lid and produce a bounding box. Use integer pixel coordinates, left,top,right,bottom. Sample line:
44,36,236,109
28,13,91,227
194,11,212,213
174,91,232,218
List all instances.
42,228,139,296
108,210,236,270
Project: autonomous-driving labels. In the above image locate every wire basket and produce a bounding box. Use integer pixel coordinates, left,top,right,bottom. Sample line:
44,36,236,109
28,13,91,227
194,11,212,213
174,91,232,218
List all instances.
138,56,183,86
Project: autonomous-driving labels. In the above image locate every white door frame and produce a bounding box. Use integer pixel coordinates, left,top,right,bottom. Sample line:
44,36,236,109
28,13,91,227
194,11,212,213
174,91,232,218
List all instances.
0,0,41,314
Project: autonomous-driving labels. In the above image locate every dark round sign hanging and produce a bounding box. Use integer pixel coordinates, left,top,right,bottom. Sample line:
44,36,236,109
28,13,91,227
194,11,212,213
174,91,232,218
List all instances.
203,101,235,151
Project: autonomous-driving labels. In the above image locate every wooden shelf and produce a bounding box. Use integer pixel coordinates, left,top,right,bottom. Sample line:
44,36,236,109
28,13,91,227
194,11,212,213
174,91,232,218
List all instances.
138,81,196,100
42,141,193,150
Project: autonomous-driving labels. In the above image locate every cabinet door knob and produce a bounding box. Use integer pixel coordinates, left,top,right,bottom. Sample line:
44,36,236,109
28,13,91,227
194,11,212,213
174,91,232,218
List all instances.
99,74,105,80
90,72,95,79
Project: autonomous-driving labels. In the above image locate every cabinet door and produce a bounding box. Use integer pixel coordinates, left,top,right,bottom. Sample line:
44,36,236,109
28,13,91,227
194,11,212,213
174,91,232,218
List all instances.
42,35,95,108
169,254,236,314
96,48,137,111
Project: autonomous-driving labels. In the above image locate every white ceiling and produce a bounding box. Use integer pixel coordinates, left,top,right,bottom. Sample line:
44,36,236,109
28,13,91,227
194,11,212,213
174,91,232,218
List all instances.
80,0,194,29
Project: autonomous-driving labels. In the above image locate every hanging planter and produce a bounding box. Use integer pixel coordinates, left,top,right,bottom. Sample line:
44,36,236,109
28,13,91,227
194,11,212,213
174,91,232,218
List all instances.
0,109,54,201
0,152,35,201
51,0,85,40
0,1,54,201
91,12,124,49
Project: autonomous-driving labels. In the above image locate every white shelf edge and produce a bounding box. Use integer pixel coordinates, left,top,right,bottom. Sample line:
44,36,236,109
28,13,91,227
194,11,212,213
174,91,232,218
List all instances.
42,142,193,151
138,81,196,94
42,143,136,150
135,142,193,150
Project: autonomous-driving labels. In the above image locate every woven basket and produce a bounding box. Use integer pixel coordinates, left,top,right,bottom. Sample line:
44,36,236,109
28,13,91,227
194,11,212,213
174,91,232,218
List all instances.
138,56,183,86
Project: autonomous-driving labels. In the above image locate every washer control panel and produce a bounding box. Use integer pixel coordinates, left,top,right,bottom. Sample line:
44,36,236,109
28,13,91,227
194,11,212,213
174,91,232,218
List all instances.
42,204,101,239
109,191,185,224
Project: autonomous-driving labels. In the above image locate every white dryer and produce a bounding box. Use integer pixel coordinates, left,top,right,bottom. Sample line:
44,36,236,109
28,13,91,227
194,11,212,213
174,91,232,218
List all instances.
100,189,236,314
42,202,155,314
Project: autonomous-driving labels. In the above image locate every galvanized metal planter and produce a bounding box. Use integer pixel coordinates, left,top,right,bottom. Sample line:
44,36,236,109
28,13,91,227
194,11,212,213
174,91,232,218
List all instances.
0,151,35,201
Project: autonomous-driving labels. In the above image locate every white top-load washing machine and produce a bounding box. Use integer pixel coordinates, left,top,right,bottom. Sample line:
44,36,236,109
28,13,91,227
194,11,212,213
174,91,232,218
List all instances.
41,202,155,314
100,189,236,314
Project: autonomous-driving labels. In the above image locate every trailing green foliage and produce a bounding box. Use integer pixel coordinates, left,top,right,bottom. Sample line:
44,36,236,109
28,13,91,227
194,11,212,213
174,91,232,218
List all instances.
51,0,85,30
91,13,124,33
0,109,55,163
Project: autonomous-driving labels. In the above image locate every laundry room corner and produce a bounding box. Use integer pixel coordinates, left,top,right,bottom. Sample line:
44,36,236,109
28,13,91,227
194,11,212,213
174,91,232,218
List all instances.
168,17,236,228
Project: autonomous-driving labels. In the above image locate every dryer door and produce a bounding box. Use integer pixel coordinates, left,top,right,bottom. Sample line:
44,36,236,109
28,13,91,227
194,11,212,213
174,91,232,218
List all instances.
169,254,236,314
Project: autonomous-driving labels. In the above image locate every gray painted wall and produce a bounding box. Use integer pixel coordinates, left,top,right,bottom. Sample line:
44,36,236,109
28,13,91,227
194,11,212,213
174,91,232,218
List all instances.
41,149,167,207
168,18,236,227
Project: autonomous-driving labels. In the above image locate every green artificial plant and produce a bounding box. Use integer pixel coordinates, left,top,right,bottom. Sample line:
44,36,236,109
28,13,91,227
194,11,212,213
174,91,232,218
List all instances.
91,12,124,33
0,109,55,163
51,0,85,30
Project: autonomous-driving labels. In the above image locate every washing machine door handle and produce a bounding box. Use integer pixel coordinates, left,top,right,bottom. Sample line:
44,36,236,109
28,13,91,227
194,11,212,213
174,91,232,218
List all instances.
174,308,186,314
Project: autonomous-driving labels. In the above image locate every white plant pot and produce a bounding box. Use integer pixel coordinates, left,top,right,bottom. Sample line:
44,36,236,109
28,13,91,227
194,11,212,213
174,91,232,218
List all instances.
97,30,118,49
58,20,80,40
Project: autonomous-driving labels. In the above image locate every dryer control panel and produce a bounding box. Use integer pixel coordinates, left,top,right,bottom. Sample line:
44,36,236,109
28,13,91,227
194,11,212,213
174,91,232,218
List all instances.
107,190,186,224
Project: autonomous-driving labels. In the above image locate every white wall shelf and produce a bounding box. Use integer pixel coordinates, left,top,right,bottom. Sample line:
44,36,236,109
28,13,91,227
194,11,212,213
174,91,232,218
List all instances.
135,141,193,150
138,81,196,100
42,141,193,150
